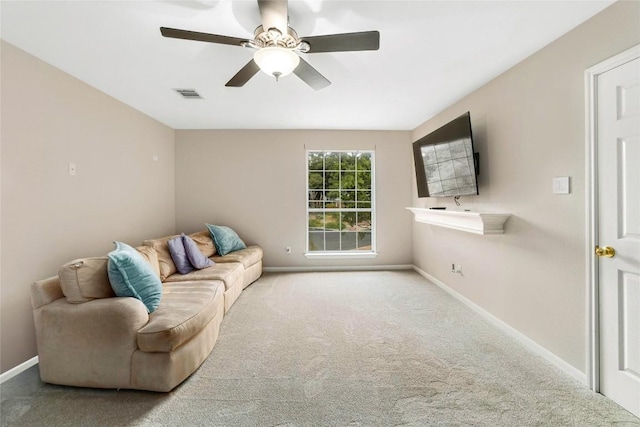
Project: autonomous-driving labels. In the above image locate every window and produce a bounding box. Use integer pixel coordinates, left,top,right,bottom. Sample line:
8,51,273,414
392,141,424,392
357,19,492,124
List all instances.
307,150,375,255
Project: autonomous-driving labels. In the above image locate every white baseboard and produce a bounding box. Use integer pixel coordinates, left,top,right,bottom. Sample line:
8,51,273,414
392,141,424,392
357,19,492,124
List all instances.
263,264,414,273
0,356,38,384
413,266,587,386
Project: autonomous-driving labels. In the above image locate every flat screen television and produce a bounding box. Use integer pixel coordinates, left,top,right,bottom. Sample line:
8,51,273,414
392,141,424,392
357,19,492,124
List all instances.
412,112,479,198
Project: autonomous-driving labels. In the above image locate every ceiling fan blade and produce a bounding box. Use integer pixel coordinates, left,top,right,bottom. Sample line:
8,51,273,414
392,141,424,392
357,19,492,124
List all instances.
258,0,289,35
293,57,331,91
301,31,380,53
160,27,248,47
225,59,261,87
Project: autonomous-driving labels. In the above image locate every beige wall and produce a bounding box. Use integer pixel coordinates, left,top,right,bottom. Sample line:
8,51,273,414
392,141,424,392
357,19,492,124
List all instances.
0,41,176,373
2,1,636,377
411,1,640,374
175,130,413,268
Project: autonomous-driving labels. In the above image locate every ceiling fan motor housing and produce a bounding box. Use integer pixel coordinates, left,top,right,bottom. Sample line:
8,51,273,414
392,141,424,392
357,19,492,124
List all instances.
252,25,307,51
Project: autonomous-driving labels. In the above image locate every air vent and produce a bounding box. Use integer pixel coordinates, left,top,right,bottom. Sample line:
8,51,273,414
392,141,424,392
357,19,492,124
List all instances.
173,88,203,99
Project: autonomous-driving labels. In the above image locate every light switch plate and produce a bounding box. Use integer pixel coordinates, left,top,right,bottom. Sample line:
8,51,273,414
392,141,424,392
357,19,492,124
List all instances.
553,176,570,194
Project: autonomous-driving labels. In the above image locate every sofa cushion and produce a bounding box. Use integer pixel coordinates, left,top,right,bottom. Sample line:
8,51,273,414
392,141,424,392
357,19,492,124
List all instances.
135,246,161,279
137,280,224,352
107,242,163,313
168,234,195,275
188,230,216,258
164,262,243,291
143,235,179,281
183,234,215,270
58,257,115,303
206,224,246,256
211,245,263,269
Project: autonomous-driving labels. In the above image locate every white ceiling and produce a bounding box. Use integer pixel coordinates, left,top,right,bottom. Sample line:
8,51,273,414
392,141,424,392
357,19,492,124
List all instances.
1,0,614,130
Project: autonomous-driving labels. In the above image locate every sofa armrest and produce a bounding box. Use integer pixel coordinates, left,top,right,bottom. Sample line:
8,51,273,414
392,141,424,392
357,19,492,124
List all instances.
34,296,149,389
31,276,64,309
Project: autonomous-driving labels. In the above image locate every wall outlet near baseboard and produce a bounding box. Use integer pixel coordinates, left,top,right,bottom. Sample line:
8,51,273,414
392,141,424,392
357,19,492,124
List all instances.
451,264,462,274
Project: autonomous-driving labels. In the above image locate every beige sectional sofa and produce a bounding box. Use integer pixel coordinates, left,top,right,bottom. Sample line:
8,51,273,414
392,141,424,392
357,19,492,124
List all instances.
30,229,262,392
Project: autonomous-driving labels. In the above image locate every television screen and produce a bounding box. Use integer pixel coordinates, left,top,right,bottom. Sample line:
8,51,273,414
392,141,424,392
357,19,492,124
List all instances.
412,112,479,198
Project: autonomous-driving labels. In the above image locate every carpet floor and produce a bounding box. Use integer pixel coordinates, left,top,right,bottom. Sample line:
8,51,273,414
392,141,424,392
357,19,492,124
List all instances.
1,271,639,426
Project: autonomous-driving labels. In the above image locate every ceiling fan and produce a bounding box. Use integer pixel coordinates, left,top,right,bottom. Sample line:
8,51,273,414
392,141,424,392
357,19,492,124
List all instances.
160,0,380,90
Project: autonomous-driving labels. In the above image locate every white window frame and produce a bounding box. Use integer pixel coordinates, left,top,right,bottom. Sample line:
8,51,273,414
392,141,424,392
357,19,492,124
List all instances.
305,150,377,259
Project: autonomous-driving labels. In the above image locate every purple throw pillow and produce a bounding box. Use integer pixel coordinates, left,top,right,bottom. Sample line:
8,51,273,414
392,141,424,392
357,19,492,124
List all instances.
182,234,215,270
168,234,195,275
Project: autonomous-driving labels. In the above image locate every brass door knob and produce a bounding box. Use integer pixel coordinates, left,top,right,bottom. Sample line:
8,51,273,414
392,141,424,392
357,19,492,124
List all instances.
595,246,615,258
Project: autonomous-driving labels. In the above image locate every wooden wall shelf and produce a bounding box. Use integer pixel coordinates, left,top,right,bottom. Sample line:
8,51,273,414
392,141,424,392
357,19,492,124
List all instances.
407,207,511,235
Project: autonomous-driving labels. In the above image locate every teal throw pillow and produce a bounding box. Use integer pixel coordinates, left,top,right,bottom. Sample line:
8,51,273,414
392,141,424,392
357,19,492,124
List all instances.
206,224,246,256
107,242,162,313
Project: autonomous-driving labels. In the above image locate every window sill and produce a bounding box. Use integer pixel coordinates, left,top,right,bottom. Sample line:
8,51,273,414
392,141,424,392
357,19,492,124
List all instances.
304,252,378,260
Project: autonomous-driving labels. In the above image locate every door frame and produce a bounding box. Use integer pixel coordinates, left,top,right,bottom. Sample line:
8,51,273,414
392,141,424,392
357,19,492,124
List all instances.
584,44,640,392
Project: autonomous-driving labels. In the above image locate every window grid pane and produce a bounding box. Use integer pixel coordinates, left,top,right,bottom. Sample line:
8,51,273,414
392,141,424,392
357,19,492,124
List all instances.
307,150,374,253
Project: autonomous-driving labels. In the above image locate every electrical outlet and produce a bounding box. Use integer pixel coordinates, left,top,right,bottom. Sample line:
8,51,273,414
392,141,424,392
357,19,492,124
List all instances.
451,264,463,274
285,246,292,254
68,162,77,176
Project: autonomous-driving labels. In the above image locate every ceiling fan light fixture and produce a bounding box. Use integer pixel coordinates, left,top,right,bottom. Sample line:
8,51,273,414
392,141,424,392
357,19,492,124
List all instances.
253,47,300,80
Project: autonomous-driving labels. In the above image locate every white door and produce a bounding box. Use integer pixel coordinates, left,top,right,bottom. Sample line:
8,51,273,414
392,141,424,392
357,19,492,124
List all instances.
597,55,640,417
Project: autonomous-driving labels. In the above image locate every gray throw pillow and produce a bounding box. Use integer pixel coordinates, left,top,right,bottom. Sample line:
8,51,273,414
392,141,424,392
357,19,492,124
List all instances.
182,234,214,269
167,234,195,275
